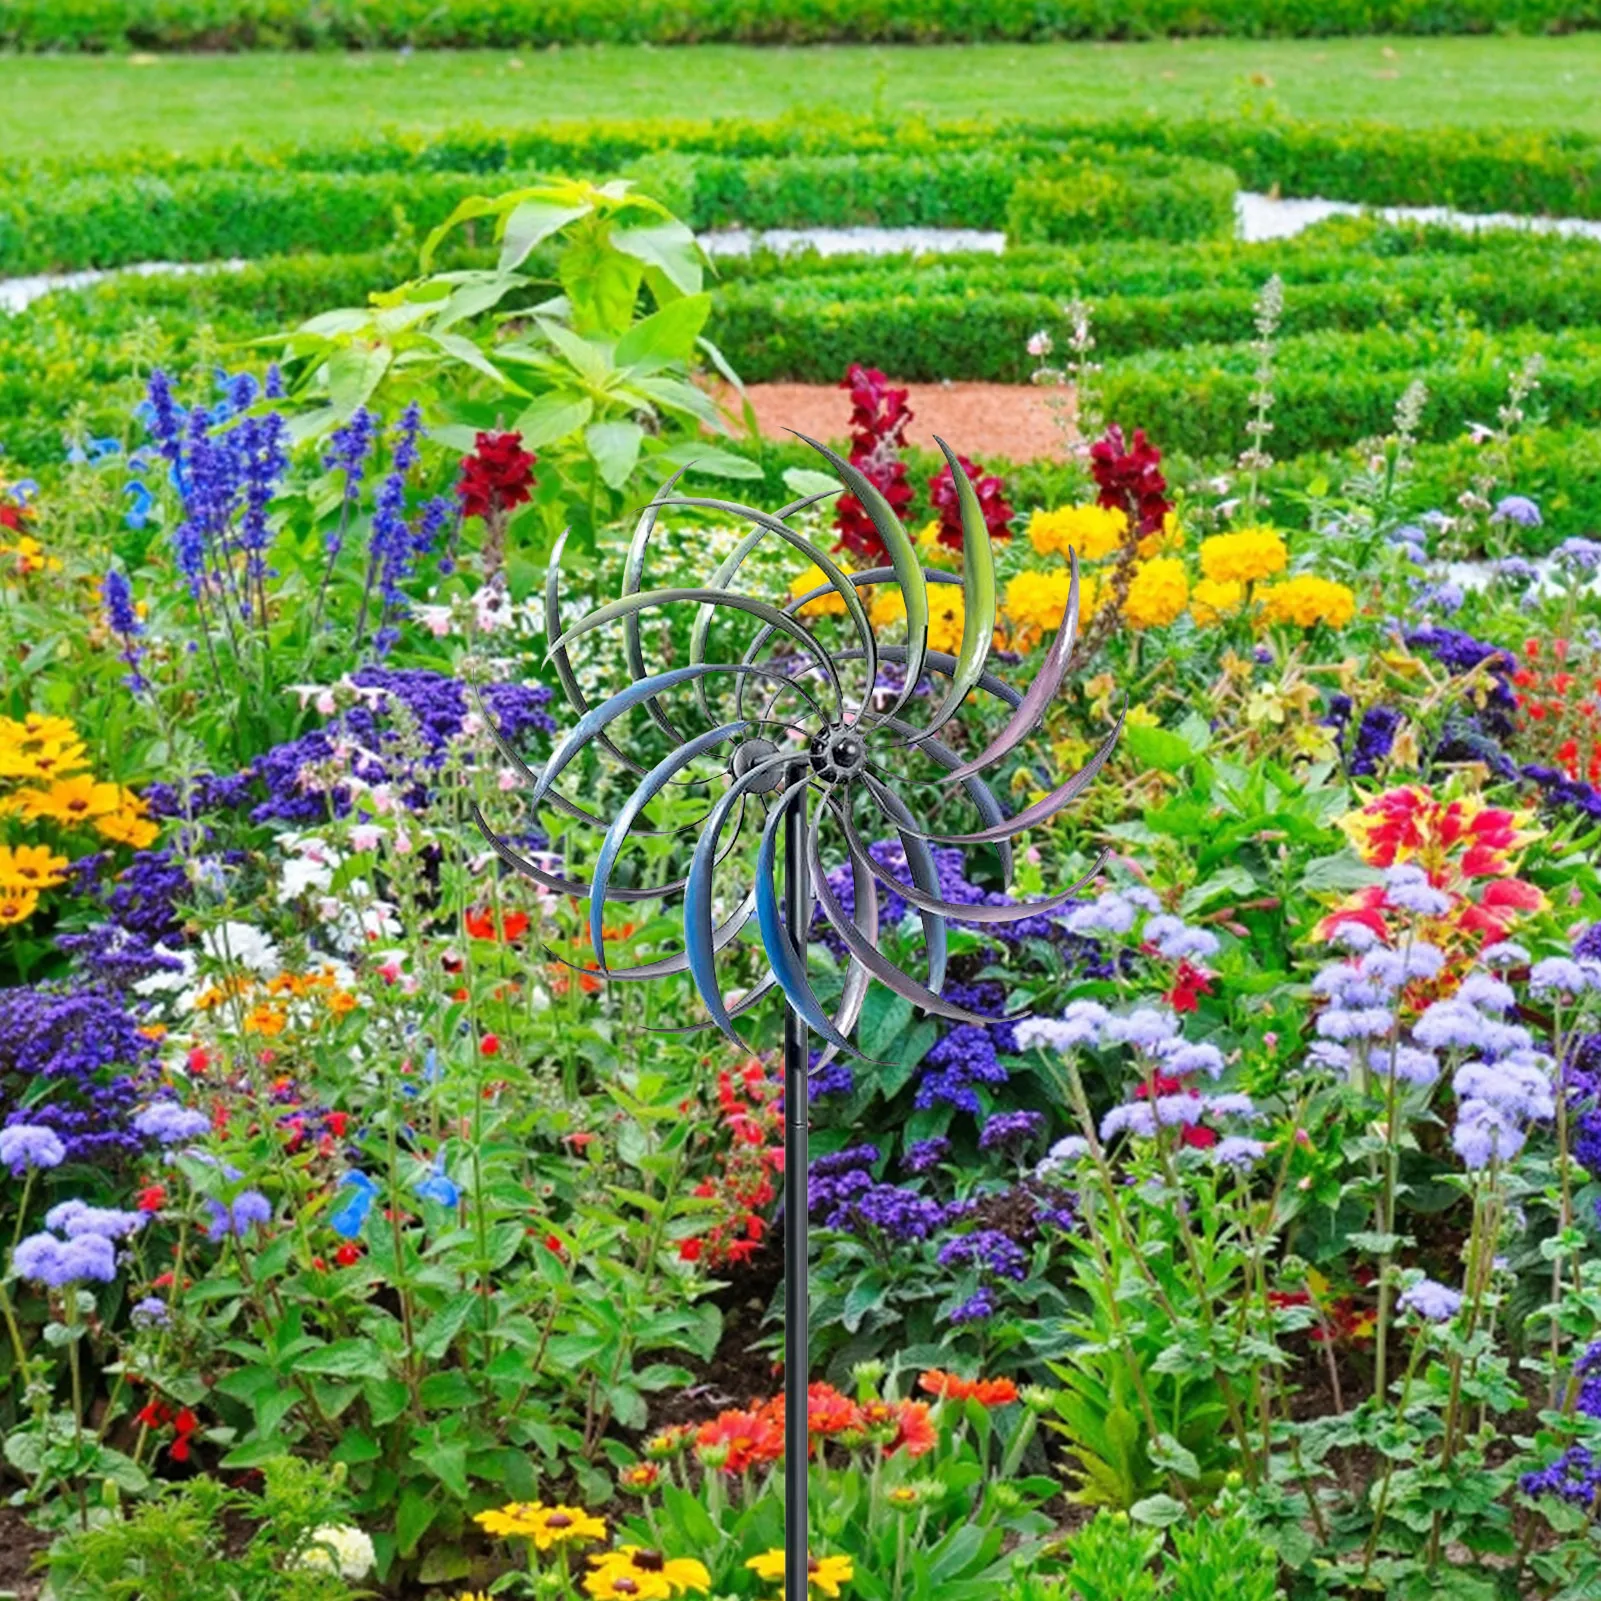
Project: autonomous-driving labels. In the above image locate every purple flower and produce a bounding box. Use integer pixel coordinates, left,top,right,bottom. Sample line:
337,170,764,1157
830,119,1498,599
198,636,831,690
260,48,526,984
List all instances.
1453,1101,1526,1168
102,568,147,691
1482,940,1530,969
1491,495,1541,528
1555,537,1601,572
1530,958,1594,998
1413,1000,1492,1052
1390,1046,1441,1087
0,1123,66,1173
979,1110,1045,1153
1161,1041,1225,1080
1103,1008,1179,1051
1100,1102,1157,1140
1014,1001,1108,1053
1397,1277,1463,1321
205,1189,273,1240
1385,864,1452,917
938,1229,1027,1282
947,1288,995,1325
131,1295,171,1329
1456,973,1516,1013
12,1230,117,1287
44,1200,146,1240
902,1137,950,1174
1212,1136,1265,1170
132,1101,211,1145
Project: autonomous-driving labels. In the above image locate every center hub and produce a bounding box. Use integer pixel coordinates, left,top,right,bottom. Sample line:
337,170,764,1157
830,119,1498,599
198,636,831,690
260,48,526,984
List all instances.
730,737,783,793
808,725,866,784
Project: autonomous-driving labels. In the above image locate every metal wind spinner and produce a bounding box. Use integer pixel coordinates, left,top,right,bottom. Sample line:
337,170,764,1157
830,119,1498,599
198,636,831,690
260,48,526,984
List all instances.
473,434,1120,1598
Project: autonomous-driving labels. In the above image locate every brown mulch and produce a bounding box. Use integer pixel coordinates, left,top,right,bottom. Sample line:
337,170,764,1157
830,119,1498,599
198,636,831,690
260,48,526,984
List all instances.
0,1503,48,1600
717,381,1079,463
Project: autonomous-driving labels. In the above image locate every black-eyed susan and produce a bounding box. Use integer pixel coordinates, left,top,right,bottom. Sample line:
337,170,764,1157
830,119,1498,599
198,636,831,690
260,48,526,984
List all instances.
746,1549,855,1597
0,843,69,893
0,714,86,782
583,1545,710,1599
95,792,160,849
0,889,39,926
12,775,122,826
473,1501,607,1551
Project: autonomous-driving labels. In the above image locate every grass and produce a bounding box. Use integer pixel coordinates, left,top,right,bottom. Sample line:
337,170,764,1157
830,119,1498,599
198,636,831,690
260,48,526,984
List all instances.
1,35,1598,160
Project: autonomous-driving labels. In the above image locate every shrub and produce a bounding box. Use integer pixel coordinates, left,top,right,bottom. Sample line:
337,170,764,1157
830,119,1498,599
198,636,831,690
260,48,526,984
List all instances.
1006,152,1238,246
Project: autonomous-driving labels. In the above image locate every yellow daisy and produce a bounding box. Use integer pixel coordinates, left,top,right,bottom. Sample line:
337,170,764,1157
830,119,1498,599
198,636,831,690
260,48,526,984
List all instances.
0,889,39,926
0,843,70,893
474,1502,607,1551
788,563,847,619
94,792,159,849
12,775,122,826
0,713,88,782
584,1546,711,1600
747,1550,855,1597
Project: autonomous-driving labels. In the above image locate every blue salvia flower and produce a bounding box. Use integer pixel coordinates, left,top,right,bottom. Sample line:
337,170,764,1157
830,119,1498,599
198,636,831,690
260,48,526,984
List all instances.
236,411,289,626
140,371,186,467
363,404,428,656
263,363,285,400
102,567,146,692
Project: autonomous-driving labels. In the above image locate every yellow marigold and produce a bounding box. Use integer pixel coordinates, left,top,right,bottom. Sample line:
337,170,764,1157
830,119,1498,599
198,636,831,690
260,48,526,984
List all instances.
584,1546,710,1600
1137,509,1186,558
12,775,122,826
1122,557,1189,630
1198,527,1288,585
1028,503,1127,561
0,843,69,893
871,582,968,654
1188,577,1245,627
0,889,39,926
747,1550,855,1597
1003,569,1075,634
788,563,847,619
1259,575,1358,629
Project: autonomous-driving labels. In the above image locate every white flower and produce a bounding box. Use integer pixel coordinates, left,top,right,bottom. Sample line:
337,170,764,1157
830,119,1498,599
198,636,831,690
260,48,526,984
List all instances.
415,603,454,638
201,921,280,976
295,1524,375,1579
1026,329,1053,358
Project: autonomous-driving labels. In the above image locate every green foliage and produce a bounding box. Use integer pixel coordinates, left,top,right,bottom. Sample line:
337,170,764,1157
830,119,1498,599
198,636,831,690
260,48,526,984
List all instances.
43,1456,364,1601
2,0,1598,52
1006,153,1237,246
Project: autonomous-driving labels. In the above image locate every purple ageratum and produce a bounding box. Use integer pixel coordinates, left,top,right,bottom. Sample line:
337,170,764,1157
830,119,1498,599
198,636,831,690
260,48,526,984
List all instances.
204,1189,273,1241
1014,1000,1110,1054
1530,958,1596,999
1456,973,1517,1014
1397,1277,1463,1322
1491,494,1542,528
1384,864,1452,918
1212,1136,1265,1170
131,1101,211,1145
130,1295,171,1329
45,1200,146,1240
1555,536,1601,572
12,1230,118,1287
1453,1100,1527,1168
0,1123,66,1174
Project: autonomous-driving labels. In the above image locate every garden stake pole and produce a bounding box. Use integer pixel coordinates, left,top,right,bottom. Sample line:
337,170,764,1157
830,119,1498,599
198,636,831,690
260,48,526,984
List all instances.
782,758,810,1601
473,433,1119,1581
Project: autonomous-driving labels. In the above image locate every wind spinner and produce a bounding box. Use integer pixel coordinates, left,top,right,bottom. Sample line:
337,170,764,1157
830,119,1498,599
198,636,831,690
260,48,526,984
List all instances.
474,435,1121,1599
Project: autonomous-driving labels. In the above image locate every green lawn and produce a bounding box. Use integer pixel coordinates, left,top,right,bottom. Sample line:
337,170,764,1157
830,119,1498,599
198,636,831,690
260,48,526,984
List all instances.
2,35,1599,161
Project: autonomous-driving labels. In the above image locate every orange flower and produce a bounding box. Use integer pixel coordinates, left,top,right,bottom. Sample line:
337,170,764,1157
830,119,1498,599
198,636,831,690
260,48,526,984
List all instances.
13,774,122,825
806,1382,863,1438
888,1399,936,1458
465,906,530,942
694,1407,784,1473
918,1369,1019,1407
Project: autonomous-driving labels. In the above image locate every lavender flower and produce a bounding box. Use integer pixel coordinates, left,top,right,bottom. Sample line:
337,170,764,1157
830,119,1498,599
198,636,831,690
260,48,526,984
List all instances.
132,1101,211,1145
131,1295,172,1328
902,1137,950,1174
1491,495,1541,528
0,1123,66,1173
1456,973,1517,1013
12,1230,117,1286
44,1200,146,1240
1481,940,1530,969
1397,1277,1463,1321
1453,1101,1527,1168
979,1110,1045,1153
1384,864,1451,917
1212,1136,1265,1170
938,1229,1027,1282
1530,958,1594,998
1555,536,1601,572
205,1189,273,1240
947,1288,995,1325
1103,1008,1179,1051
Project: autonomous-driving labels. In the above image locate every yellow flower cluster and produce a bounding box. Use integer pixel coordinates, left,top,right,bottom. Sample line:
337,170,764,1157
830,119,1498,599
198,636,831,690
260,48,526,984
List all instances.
471,1502,710,1600
748,1549,855,1597
788,563,847,619
1259,575,1358,629
473,1501,607,1550
1198,526,1288,585
1002,568,1096,635
0,714,158,925
1122,557,1190,630
194,965,359,1037
0,533,61,577
1028,503,1127,561
870,586,967,656
1188,577,1245,627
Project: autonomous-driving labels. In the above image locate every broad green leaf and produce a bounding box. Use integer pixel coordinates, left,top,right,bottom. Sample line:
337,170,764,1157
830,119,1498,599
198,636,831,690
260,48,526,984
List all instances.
615,292,711,375
420,194,506,273
498,198,589,272
612,221,704,296
413,1436,470,1499
1130,1493,1187,1528
1124,722,1199,774
325,345,391,416
395,1485,439,1556
512,394,593,448
585,421,644,491
560,227,644,339
297,1338,387,1380
653,441,764,480
427,332,525,393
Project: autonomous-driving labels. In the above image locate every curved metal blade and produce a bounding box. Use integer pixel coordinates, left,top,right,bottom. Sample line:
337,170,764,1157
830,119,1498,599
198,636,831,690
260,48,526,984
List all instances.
847,772,947,997
811,818,878,1073
590,720,748,974
622,470,691,746
547,588,844,719
894,699,1124,846
792,431,930,722
944,548,1081,784
754,777,855,1055
904,436,997,747
544,528,648,779
548,889,756,983
813,801,1021,1028
469,802,687,902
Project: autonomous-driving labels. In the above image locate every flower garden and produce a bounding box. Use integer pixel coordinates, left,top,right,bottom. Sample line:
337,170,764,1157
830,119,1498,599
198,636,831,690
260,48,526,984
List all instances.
5,21,1601,1601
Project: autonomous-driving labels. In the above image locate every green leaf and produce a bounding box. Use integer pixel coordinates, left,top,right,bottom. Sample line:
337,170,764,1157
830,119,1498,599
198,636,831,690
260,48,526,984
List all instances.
395,1485,439,1557
419,1372,482,1411
560,228,644,339
1124,722,1200,774
427,331,525,393
782,467,843,502
513,394,593,449
297,1338,387,1380
1149,1432,1201,1480
613,221,704,296
1301,850,1384,892
1130,1493,1187,1528
498,198,589,272
652,441,764,480
585,421,645,491
331,1429,381,1465
326,345,391,416
420,194,507,273
413,1436,470,1499
615,292,711,374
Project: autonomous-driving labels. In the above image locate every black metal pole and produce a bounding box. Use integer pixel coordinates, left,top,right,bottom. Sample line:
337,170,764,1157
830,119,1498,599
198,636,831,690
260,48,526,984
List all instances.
782,765,809,1601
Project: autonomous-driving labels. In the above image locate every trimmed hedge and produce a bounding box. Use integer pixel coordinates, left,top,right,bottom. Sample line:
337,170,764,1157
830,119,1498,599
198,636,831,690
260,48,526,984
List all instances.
9,110,1601,222
1,0,1597,52
1005,151,1237,245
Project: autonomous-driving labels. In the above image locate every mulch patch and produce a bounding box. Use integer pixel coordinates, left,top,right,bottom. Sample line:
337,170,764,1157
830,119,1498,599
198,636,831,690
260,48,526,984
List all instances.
0,1503,49,1601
